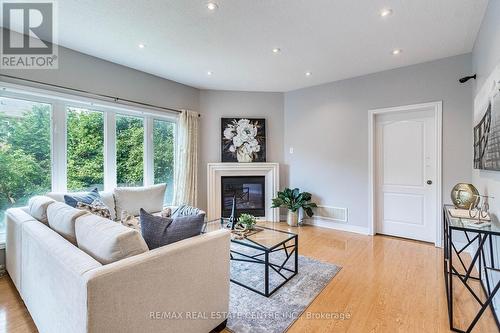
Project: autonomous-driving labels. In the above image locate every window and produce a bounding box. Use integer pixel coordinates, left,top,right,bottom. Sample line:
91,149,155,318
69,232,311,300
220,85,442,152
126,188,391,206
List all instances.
116,114,144,187
0,97,52,235
67,107,104,191
0,84,177,241
153,119,175,204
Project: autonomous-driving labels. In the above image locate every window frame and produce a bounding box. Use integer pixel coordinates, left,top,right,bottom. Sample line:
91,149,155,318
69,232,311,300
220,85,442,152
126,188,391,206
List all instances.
115,112,146,188
0,81,178,203
65,106,106,192
152,117,177,204
0,93,55,239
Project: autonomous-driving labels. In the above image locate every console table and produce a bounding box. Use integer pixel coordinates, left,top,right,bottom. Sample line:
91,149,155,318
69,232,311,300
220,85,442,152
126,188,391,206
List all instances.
443,205,500,332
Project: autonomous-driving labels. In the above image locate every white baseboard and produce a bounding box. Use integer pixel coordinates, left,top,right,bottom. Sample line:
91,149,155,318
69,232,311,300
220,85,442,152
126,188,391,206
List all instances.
303,217,370,235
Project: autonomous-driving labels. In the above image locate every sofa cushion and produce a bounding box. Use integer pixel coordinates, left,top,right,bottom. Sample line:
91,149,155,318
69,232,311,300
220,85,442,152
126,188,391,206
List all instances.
113,184,166,218
47,202,89,244
28,196,56,224
140,208,205,250
48,191,116,221
75,214,148,264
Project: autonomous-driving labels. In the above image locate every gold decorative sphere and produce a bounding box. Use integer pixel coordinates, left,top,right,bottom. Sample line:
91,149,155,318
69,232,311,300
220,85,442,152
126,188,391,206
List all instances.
451,183,479,209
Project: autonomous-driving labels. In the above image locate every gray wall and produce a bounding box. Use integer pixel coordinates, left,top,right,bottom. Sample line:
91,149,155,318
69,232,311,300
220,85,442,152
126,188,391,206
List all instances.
472,0,500,217
284,54,473,228
198,90,284,211
470,0,500,314
0,29,199,111
0,28,479,233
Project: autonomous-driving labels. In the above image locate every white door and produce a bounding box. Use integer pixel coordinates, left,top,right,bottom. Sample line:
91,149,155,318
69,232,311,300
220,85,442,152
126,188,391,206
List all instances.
375,109,437,243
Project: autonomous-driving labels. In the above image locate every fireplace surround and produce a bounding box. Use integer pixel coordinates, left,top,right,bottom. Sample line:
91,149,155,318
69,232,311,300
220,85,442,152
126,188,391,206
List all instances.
207,163,279,222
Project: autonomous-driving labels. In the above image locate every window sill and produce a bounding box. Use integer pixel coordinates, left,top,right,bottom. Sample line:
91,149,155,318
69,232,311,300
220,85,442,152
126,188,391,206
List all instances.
0,233,5,249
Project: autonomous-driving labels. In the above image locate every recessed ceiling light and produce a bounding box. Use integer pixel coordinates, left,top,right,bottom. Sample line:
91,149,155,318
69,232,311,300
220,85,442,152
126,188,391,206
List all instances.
380,8,393,17
272,48,281,54
207,2,218,10
305,72,312,76
207,71,213,76
392,49,402,55
138,43,145,49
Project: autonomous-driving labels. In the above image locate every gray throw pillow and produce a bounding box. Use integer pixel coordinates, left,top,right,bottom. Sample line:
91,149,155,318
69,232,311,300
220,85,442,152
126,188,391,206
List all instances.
139,208,205,249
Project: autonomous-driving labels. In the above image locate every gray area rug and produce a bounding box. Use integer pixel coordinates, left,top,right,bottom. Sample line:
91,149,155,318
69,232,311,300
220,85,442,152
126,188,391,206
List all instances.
227,246,341,333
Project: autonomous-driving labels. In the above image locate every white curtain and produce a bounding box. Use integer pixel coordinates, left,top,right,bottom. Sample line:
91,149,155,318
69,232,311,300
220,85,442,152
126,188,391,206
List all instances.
173,110,199,206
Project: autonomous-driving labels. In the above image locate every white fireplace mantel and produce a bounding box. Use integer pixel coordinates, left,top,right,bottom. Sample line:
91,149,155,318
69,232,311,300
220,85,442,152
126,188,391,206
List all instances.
207,162,280,222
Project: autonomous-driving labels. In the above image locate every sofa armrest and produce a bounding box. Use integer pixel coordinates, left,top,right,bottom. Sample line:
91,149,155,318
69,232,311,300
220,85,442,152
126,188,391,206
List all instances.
21,220,102,333
5,207,38,290
84,229,231,333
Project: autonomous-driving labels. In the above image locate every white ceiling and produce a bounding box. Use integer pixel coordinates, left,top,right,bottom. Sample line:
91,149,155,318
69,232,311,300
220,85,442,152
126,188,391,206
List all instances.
9,0,491,91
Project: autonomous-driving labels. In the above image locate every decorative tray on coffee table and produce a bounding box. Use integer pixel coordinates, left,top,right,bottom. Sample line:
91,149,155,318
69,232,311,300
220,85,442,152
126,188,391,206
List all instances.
230,227,263,240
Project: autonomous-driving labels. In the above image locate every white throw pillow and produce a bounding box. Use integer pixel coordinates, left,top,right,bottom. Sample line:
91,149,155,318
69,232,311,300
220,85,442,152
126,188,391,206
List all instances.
28,196,56,224
113,184,166,217
47,202,89,244
75,214,149,264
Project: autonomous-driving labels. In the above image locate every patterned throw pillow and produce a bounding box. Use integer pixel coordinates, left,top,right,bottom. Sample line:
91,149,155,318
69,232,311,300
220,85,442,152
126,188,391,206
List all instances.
161,207,172,218
140,208,205,249
77,200,111,219
171,204,201,218
120,211,141,232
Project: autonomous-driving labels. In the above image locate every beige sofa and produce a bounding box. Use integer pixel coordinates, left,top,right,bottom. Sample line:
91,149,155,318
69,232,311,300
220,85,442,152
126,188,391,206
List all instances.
5,190,231,333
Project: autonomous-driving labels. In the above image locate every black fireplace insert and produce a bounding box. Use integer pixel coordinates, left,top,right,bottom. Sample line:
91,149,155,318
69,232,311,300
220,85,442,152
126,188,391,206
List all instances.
221,176,265,218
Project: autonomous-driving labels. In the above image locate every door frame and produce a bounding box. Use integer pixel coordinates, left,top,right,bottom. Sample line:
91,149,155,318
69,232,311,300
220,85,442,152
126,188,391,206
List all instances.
368,101,443,247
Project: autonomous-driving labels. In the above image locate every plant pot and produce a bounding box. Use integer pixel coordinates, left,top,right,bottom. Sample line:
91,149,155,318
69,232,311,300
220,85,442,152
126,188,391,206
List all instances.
287,210,299,227
298,207,305,225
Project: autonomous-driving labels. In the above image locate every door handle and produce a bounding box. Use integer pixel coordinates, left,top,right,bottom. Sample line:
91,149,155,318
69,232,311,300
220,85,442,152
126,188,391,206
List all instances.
427,180,432,185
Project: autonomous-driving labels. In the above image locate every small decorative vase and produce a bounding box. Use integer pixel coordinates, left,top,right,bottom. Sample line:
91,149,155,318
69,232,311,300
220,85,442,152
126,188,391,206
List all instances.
236,149,253,162
287,210,299,227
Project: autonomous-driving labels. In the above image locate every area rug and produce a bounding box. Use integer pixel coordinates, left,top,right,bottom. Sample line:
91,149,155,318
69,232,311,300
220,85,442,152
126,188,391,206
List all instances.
227,250,341,333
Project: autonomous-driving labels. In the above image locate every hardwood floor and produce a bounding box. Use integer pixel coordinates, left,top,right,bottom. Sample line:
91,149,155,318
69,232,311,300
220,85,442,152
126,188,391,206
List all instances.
0,223,497,332
0,276,37,333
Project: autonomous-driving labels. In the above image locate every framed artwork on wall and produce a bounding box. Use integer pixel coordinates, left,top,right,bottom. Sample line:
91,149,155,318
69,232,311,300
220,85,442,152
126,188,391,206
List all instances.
474,63,500,170
221,118,266,162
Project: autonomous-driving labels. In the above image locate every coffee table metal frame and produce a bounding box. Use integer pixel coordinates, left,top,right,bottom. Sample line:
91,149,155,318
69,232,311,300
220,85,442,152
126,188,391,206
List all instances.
228,222,298,297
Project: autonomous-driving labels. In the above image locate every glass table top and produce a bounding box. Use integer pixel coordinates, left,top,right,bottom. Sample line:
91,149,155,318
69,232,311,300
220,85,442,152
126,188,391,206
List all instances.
444,204,500,236
204,219,297,250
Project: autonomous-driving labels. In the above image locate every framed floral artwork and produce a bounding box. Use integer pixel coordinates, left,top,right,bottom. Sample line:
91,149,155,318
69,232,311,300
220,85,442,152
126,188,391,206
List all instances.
221,118,266,162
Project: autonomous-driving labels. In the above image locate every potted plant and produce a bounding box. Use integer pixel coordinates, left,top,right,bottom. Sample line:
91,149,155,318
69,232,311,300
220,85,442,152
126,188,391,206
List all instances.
238,213,257,230
271,188,318,227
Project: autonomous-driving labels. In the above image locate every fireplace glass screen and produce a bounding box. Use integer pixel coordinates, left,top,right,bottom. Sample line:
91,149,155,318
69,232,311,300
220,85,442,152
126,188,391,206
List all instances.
221,176,265,218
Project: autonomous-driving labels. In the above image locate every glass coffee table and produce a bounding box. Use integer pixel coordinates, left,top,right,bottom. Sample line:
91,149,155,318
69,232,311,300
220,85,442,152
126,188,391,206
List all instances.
204,219,298,297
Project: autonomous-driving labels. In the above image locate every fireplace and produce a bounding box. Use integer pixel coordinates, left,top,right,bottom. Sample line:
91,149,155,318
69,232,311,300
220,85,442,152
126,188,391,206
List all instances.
207,162,279,222
221,176,266,218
